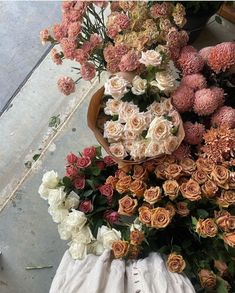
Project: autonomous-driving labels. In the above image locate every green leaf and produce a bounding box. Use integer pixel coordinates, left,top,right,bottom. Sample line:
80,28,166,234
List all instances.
217,278,229,293
86,179,95,190
215,15,222,24
24,161,32,169
62,177,73,187
172,245,182,253
197,209,209,219
82,189,93,198
191,216,197,226
90,166,101,176
112,115,118,121
95,145,102,157
32,154,40,161
48,115,60,128
228,261,235,276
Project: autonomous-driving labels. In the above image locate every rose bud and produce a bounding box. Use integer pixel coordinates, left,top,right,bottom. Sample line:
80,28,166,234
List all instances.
214,260,228,277
176,202,190,217
166,252,186,273
144,186,161,205
196,218,218,238
66,153,78,164
66,166,78,179
180,158,196,175
74,176,85,189
130,229,145,246
198,269,216,289
99,184,113,204
118,195,138,216
116,176,132,193
112,240,129,258
79,200,93,214
151,207,171,229
165,202,176,218
223,232,235,248
104,210,119,224
77,156,91,168
104,155,116,166
82,146,96,159
130,179,146,198
128,244,141,259
96,160,105,170
155,164,166,179
139,206,152,226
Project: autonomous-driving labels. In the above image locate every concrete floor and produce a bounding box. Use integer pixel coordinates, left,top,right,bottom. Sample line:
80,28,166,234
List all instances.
0,10,234,293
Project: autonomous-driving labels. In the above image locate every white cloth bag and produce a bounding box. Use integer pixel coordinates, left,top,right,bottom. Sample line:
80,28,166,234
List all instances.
50,250,195,293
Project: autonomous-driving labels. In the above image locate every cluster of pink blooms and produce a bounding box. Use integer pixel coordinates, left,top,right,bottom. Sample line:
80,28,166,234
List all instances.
106,12,131,39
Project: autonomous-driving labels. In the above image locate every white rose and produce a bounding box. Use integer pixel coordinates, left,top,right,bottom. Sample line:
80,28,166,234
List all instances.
63,209,87,230
97,226,121,249
72,225,94,244
64,195,80,210
130,139,149,160
145,141,164,157
146,117,172,140
168,110,181,127
109,142,127,159
123,130,139,141
38,183,50,200
119,102,139,123
144,110,153,127
48,187,66,208
48,207,69,223
69,240,87,260
162,98,173,113
139,50,162,67
88,241,105,256
164,135,179,154
150,71,175,93
104,121,123,141
42,170,59,188
131,76,147,95
123,140,135,153
58,222,72,240
147,101,166,116
104,99,122,116
104,75,130,99
125,113,147,134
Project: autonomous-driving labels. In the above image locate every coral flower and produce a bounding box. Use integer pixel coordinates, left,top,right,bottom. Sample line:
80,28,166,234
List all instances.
193,88,219,116
171,85,194,113
57,76,75,96
178,51,204,75
183,121,205,145
211,106,235,129
181,74,207,91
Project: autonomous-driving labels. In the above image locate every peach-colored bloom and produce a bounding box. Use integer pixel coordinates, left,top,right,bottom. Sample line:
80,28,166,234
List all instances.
163,180,179,200
165,164,182,180
112,240,129,258
138,206,152,226
196,218,218,238
118,195,138,216
144,187,162,204
198,269,216,289
176,202,190,217
116,176,132,193
130,230,145,245
180,179,201,201
57,76,75,96
166,253,186,273
151,207,171,229
223,232,235,248
130,180,146,198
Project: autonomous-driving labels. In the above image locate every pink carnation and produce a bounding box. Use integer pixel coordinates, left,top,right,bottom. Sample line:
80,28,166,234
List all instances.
106,61,120,73
106,26,119,39
171,85,195,113
207,42,235,73
181,74,207,91
193,88,219,116
211,106,235,129
172,143,191,160
115,13,130,30
53,24,67,42
90,33,102,48
57,76,75,96
74,1,88,16
178,51,204,75
68,21,81,38
81,41,94,55
180,45,197,55
104,44,129,63
60,37,76,60
62,1,74,13
183,121,205,145
199,46,213,62
80,62,96,81
93,1,109,8
119,51,140,72
150,2,171,19
74,49,89,64
68,9,83,23
210,87,225,107
51,48,62,65
167,29,188,48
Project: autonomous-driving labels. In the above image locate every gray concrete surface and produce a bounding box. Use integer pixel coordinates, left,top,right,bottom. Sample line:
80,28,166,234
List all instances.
0,1,61,113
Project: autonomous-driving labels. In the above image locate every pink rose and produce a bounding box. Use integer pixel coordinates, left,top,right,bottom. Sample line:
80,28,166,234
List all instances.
77,156,91,168
79,200,93,214
66,166,78,178
66,153,78,164
80,62,96,81
104,210,119,224
82,146,97,158
104,155,116,166
99,184,114,204
96,161,105,170
74,176,85,189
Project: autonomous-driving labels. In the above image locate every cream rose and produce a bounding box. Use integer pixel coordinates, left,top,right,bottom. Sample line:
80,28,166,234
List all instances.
97,226,121,249
146,117,171,140
147,101,165,116
118,102,139,123
48,187,67,208
38,183,50,200
104,121,123,141
104,75,130,99
42,170,59,188
72,225,94,244
123,130,139,141
69,240,87,260
151,71,175,92
88,241,105,256
63,209,87,230
48,207,69,224
104,99,122,116
162,98,174,113
145,141,164,157
64,195,80,210
164,135,179,154
131,76,147,95
139,50,162,67
130,140,149,160
125,113,147,134
58,222,72,240
110,142,127,159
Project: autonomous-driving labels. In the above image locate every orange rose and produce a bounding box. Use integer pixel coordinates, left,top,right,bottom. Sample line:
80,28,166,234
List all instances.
180,158,196,175
112,240,129,258
166,252,186,273
116,176,132,193
144,186,162,204
215,211,235,232
180,179,201,201
139,206,152,226
106,176,119,189
155,164,166,179
217,190,235,208
130,180,146,197
115,170,127,179
201,180,218,198
223,232,235,248
196,158,214,173
165,202,176,218
192,170,208,185
164,155,176,164
151,207,171,229
198,269,216,289
118,195,138,216
133,165,148,180
165,164,182,180
176,202,190,217
211,165,230,188
214,260,228,276
130,229,145,245
163,179,179,200
196,218,218,238
119,164,133,174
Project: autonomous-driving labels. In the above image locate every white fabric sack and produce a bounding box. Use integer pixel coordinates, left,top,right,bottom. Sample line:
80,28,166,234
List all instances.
50,250,195,293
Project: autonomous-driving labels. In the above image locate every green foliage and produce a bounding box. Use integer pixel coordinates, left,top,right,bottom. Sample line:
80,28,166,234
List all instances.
49,114,60,128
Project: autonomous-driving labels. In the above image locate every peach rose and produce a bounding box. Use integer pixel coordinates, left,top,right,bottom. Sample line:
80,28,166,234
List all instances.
143,160,156,173
118,195,138,216
196,218,218,238
192,170,208,185
130,229,145,245
148,101,165,116
166,253,186,273
119,102,139,123
176,202,190,217
130,180,146,197
133,165,148,180
196,158,214,173
211,165,230,188
104,99,122,116
198,269,216,289
109,142,127,159
139,206,152,226
180,158,196,175
223,232,235,248
164,136,180,155
126,113,147,134
145,141,164,157
165,202,176,218
116,176,132,193
151,207,171,229
155,164,166,179
106,176,119,189
119,164,133,174
165,164,182,180
144,186,162,204
104,121,124,141
214,260,228,277
164,156,176,164
201,180,218,198
130,140,148,160
163,179,179,200
217,190,235,208
180,179,201,201
112,240,129,258
168,110,180,127
215,211,235,232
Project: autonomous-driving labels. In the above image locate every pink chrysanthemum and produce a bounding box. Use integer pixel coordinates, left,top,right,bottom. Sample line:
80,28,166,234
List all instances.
183,121,205,145
57,76,75,96
193,88,219,116
60,37,76,60
181,74,207,91
51,48,62,65
172,143,191,160
171,85,195,113
211,106,235,129
74,49,88,64
180,45,197,55
178,51,204,75
119,51,140,72
68,22,81,38
199,46,213,62
150,2,171,19
53,24,67,42
208,42,235,73
167,28,188,48
80,62,96,81
210,86,225,107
